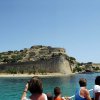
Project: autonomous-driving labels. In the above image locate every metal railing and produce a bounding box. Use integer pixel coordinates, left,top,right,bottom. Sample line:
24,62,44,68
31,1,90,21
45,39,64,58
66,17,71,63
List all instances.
69,89,93,100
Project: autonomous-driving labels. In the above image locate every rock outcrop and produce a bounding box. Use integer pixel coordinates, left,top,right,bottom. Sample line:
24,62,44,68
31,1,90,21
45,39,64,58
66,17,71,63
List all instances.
0,45,76,74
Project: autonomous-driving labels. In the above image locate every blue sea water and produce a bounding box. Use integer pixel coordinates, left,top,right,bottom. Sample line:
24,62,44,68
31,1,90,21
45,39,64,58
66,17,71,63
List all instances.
0,73,100,100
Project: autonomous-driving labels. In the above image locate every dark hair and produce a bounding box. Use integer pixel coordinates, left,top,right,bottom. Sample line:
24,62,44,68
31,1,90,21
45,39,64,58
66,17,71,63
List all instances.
28,76,43,94
79,78,87,87
54,87,61,96
95,76,100,85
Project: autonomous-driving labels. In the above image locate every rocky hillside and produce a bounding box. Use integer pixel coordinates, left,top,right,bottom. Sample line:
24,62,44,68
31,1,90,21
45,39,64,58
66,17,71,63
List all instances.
0,45,77,74
0,45,67,64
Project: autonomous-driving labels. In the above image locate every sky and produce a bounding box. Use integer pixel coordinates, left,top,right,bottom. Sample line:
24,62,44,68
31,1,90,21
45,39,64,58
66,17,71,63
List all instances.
0,0,100,63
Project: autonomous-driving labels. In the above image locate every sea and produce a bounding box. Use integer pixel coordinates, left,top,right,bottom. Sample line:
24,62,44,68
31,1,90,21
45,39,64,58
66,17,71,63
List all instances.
0,73,100,100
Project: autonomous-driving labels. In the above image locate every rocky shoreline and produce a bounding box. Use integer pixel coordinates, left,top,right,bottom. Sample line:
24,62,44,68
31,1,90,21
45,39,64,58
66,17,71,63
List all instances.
0,73,75,77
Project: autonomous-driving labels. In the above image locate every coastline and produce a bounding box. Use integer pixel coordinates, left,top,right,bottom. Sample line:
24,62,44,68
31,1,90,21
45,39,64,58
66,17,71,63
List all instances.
0,73,75,78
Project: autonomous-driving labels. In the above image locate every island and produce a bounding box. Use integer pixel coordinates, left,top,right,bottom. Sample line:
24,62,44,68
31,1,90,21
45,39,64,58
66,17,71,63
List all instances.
0,45,99,76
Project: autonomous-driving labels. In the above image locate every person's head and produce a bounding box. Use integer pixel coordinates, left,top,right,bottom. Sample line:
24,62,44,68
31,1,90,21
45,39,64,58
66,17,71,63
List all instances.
79,78,87,87
54,87,61,97
95,76,100,85
28,76,43,94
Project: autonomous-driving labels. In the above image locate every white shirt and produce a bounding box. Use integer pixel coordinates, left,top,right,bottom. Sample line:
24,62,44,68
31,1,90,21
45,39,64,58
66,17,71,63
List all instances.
94,85,100,93
93,85,100,100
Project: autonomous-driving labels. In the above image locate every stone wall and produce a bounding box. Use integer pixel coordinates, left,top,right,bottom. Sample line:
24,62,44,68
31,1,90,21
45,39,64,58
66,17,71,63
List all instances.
92,63,100,68
0,55,72,74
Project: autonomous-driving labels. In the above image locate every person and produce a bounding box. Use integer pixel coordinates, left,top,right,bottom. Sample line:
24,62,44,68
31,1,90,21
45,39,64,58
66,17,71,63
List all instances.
75,78,91,100
54,87,69,100
21,76,47,100
93,76,100,100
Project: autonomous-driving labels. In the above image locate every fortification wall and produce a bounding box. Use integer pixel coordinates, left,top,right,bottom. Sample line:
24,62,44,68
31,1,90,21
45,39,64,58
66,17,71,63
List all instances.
0,55,72,74
92,63,100,68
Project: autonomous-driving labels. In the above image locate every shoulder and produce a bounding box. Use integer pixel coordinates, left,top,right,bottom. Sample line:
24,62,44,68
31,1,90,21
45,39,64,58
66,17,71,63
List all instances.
42,93,47,97
93,85,100,93
81,88,90,98
84,88,89,94
41,93,48,100
82,88,92,100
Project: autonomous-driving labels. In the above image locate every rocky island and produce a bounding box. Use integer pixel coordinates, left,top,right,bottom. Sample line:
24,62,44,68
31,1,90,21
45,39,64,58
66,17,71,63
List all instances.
0,45,99,75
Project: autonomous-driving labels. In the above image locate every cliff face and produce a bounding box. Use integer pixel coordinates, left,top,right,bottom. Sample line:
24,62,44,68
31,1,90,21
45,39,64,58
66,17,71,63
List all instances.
0,45,76,74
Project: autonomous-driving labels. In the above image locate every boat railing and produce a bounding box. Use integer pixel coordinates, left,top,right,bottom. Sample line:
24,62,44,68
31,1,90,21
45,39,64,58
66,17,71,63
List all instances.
68,89,93,100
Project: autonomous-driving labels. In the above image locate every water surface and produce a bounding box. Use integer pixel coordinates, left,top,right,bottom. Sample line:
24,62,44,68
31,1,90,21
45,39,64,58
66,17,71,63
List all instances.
0,73,100,100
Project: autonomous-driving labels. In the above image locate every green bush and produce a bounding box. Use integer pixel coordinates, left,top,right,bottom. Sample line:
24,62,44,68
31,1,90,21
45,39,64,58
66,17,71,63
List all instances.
7,68,17,74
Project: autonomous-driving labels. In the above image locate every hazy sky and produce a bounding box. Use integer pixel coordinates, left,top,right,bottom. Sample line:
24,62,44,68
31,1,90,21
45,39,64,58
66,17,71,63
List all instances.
0,0,100,63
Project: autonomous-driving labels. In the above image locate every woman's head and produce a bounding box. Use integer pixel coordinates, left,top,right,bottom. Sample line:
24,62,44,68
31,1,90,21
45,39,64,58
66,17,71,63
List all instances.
95,76,100,85
79,78,87,87
28,76,43,94
54,87,61,97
